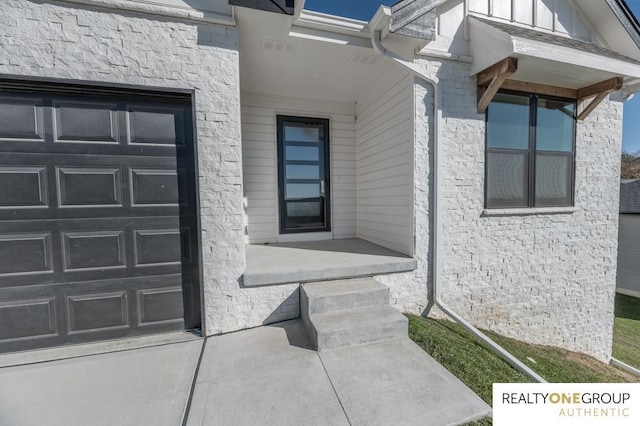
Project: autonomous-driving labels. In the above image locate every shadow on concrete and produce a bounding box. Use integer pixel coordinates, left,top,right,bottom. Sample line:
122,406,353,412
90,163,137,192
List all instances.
265,317,315,351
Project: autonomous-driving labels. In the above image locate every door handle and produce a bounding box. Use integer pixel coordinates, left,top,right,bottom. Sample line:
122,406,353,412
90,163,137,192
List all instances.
320,180,325,196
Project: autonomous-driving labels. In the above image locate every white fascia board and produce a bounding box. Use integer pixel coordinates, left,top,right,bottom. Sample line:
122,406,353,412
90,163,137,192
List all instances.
288,27,372,48
297,10,369,34
290,7,383,47
512,37,640,80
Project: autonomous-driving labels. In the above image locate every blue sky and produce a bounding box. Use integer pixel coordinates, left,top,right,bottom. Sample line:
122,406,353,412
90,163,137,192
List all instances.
304,0,394,21
306,0,640,153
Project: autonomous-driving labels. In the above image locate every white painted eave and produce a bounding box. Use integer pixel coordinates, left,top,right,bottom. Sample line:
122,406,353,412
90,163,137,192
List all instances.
289,6,414,50
289,9,371,46
288,27,371,48
511,36,640,80
296,10,370,35
469,17,640,89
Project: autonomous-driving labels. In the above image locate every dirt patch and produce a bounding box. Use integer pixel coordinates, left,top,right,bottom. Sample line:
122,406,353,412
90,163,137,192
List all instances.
563,350,639,382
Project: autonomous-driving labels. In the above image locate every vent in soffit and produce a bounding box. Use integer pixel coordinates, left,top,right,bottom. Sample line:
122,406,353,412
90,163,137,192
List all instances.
260,39,296,53
349,54,380,65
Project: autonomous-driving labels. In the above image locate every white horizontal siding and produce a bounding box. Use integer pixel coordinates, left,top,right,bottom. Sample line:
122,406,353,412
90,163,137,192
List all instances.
241,93,357,243
356,74,413,256
616,214,640,295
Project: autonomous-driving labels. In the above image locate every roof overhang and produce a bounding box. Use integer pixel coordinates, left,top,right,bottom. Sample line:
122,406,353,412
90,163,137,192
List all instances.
469,16,640,119
469,17,640,87
234,6,400,103
229,0,295,15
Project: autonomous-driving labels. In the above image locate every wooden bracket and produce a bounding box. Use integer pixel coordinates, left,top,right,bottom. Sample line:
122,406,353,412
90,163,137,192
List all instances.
576,77,623,122
476,57,518,113
476,60,622,121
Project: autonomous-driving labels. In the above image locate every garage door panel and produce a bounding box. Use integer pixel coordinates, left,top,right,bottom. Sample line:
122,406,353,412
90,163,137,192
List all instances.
130,168,188,206
0,156,196,221
62,231,126,272
0,86,200,353
0,228,194,297
134,228,191,267
57,167,123,207
53,101,119,144
128,106,188,146
0,233,53,276
0,166,48,208
0,273,188,352
66,291,129,334
137,286,184,326
0,96,45,141
0,297,57,341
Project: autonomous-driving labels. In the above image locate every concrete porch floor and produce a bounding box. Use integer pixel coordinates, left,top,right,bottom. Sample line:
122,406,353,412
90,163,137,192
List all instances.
0,320,491,426
244,238,418,286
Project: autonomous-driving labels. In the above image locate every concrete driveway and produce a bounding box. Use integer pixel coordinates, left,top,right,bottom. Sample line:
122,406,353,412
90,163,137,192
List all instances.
0,339,202,426
0,320,490,426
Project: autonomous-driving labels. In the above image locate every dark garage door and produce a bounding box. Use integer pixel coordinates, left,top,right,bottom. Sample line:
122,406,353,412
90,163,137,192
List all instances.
0,81,201,353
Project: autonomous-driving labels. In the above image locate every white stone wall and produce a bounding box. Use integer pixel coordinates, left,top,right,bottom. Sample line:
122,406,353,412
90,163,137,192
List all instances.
410,57,621,362
0,0,300,336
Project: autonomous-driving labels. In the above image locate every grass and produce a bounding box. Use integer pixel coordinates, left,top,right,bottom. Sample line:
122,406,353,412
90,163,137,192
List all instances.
612,293,640,368
407,314,639,425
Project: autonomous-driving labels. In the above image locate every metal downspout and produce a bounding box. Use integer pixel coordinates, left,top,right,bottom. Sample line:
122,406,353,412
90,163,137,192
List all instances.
369,27,547,384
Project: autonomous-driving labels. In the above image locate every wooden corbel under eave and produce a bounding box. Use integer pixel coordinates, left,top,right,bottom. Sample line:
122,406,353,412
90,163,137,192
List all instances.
576,77,623,122
476,57,518,114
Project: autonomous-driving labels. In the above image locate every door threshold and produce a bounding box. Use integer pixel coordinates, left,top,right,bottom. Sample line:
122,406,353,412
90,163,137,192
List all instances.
0,331,202,368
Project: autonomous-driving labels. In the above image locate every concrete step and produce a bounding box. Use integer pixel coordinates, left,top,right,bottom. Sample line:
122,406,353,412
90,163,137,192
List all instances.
300,278,389,315
307,305,408,351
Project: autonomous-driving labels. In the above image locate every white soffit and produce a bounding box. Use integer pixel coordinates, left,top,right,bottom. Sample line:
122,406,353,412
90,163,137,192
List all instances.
469,17,640,89
235,7,397,103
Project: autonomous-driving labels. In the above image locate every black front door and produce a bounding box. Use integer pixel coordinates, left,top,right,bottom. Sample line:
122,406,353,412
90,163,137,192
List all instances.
277,116,330,234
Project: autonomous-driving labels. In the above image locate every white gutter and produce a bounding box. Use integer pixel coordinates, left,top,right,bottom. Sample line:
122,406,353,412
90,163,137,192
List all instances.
294,0,307,19
369,6,546,383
